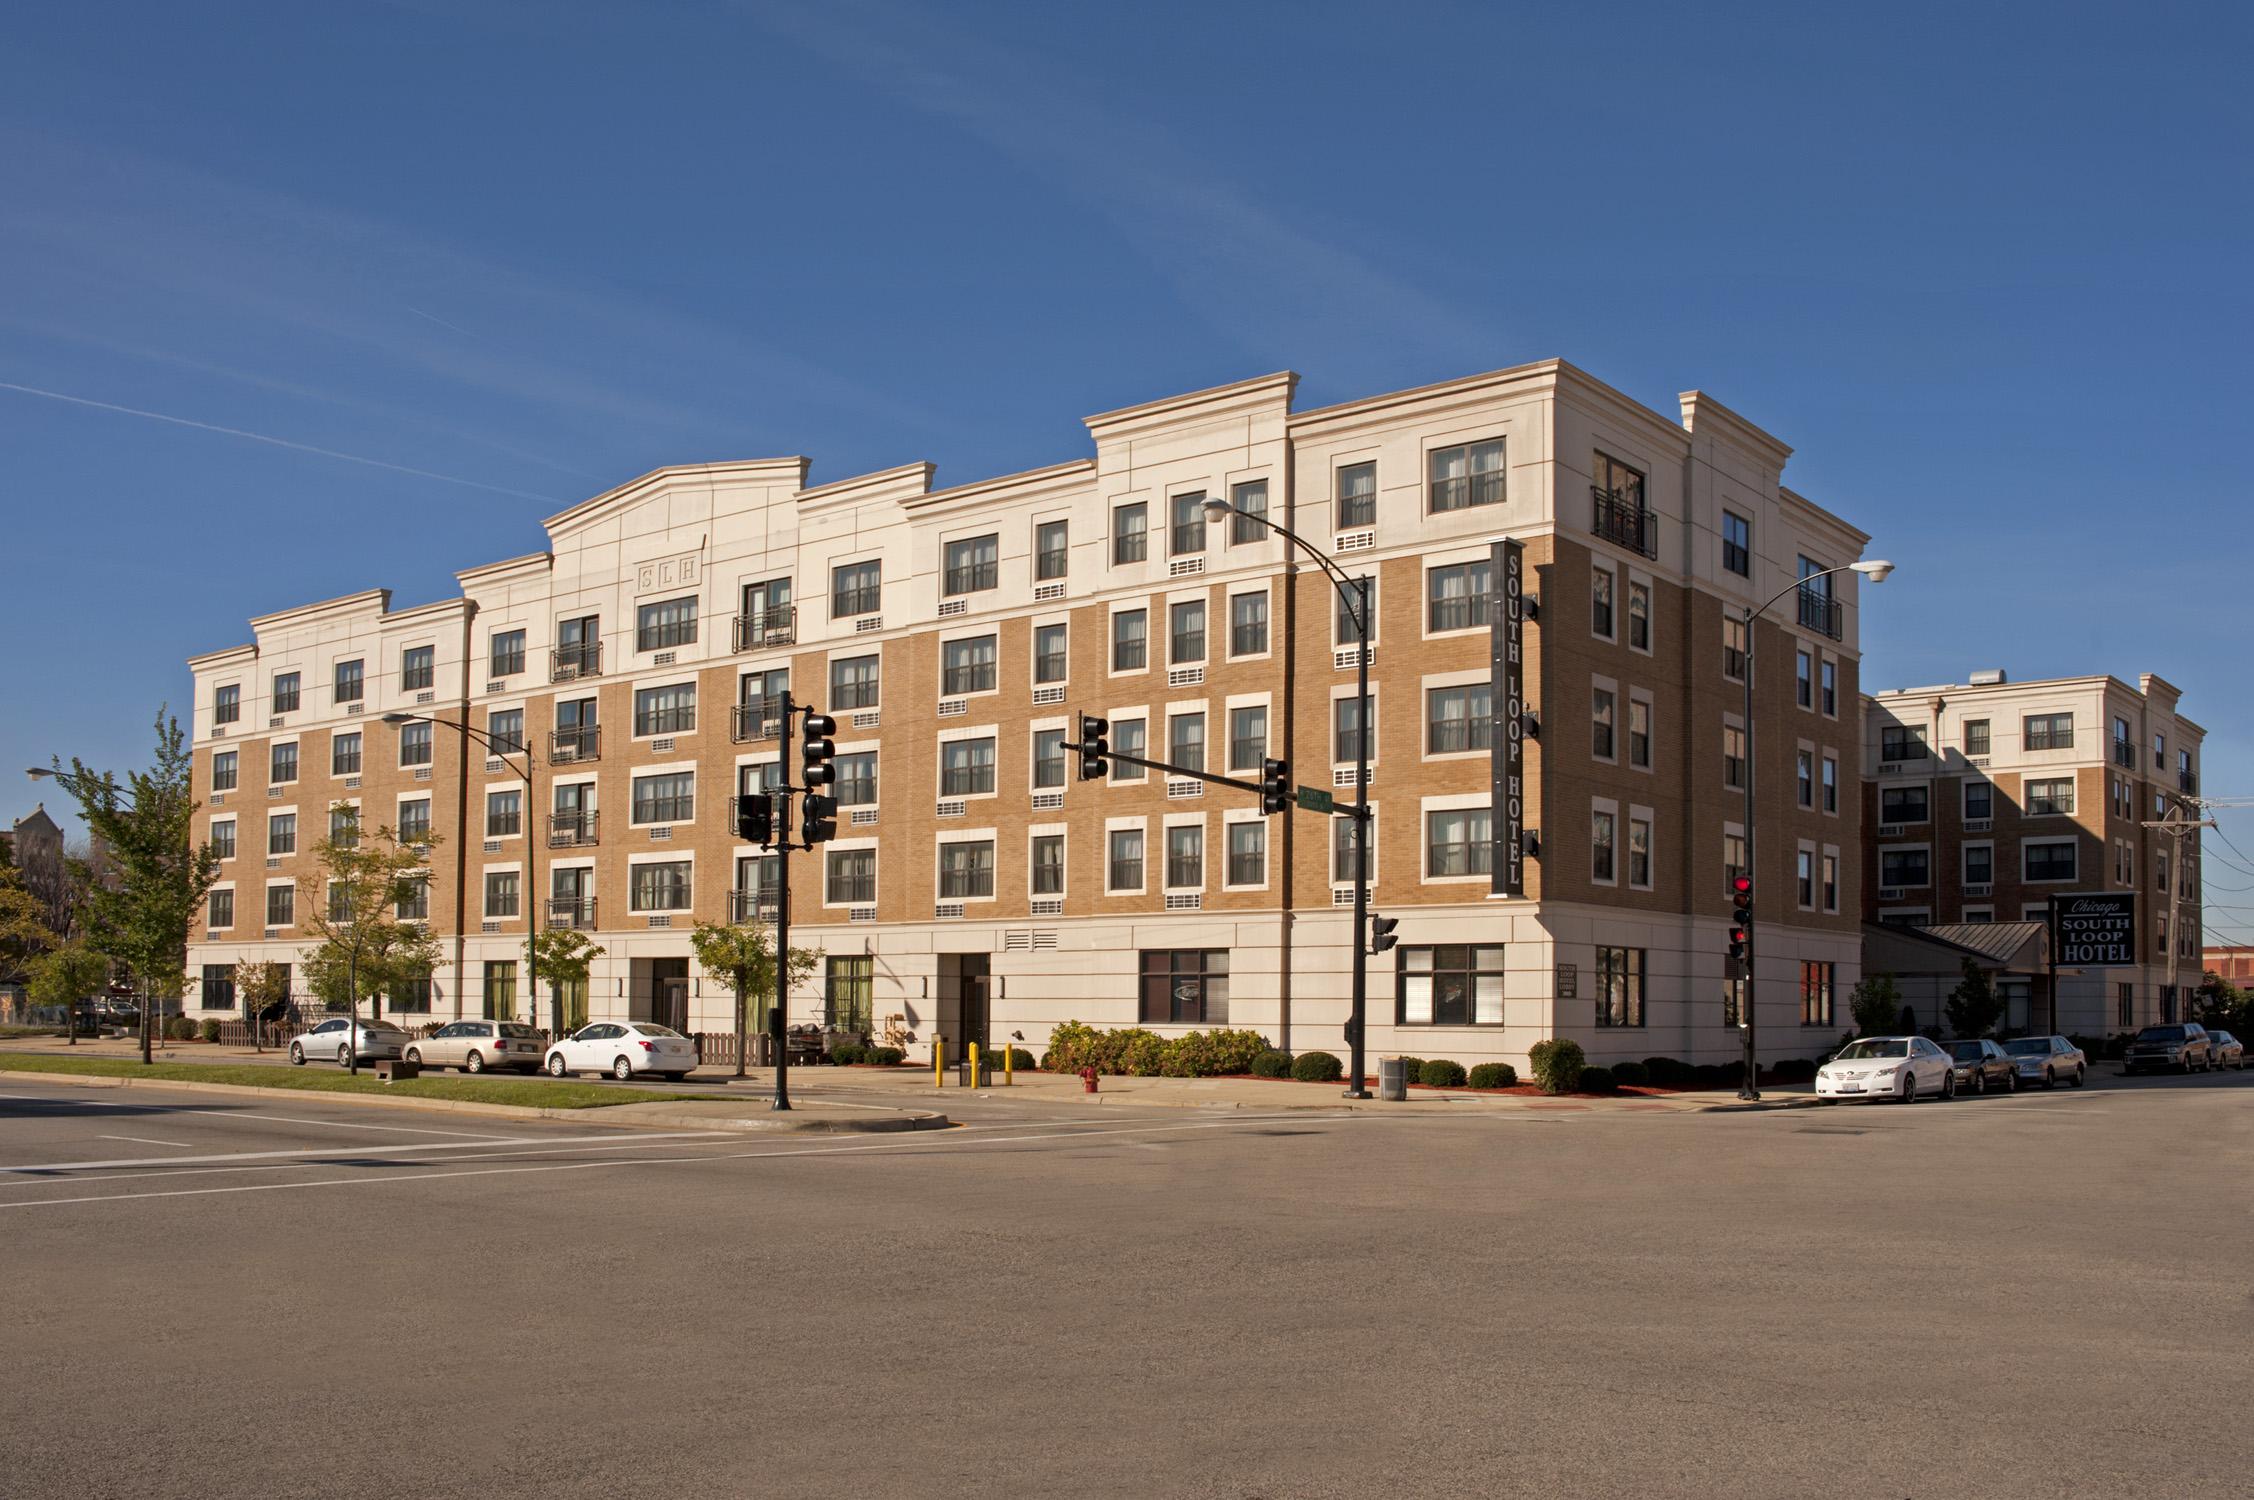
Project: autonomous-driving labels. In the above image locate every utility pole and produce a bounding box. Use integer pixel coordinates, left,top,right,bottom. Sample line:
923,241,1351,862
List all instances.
2142,796,2217,1024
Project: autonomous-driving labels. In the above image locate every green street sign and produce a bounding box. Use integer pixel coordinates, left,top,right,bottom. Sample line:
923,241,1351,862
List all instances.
1294,785,1335,814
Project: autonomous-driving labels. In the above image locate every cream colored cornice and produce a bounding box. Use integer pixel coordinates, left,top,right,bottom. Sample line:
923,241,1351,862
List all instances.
455,552,552,590
543,458,811,539
1085,371,1297,441
796,461,935,513
908,458,1095,513
187,643,259,671
247,588,392,633
1678,390,1794,470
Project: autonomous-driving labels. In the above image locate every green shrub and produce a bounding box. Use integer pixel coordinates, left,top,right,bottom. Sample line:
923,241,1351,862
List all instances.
1690,1063,1725,1089
1641,1056,1692,1087
1292,1050,1343,1083
1418,1058,1468,1088
1718,1060,1746,1087
1250,1050,1295,1079
1046,1022,1270,1077
864,1046,906,1066
1528,1038,1586,1095
1610,1060,1649,1087
830,1042,865,1066
988,1046,1036,1072
1393,1056,1427,1084
1160,1028,1274,1077
198,1018,222,1043
1579,1064,1617,1093
1467,1062,1517,1089
1771,1057,1817,1084
163,1016,196,1041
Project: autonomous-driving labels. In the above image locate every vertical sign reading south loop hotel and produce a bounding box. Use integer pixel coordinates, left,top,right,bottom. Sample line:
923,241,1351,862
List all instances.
1490,538,1526,897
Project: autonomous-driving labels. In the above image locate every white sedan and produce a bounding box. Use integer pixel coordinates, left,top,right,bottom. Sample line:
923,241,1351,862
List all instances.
1816,1036,1957,1103
543,1022,698,1082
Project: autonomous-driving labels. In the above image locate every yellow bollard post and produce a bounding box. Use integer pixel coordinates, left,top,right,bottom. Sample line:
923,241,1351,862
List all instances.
968,1041,980,1090
934,1036,945,1089
1004,1044,1013,1086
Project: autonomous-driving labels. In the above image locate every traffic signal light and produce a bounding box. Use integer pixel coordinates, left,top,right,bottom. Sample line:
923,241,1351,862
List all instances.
1369,914,1399,954
1258,757,1289,815
1728,874,1753,968
801,793,837,845
1076,712,1109,781
736,791,774,848
801,712,837,788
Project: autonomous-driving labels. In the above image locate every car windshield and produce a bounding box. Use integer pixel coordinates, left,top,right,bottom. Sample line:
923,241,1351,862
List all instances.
2214,1033,2237,1045
2002,1039,2050,1056
2136,1026,2187,1042
1834,1039,1909,1060
500,1024,542,1039
632,1024,685,1039
1948,1042,1986,1060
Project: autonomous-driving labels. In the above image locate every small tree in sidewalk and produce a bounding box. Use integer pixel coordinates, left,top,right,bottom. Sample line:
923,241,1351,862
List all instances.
297,808,439,1073
1849,972,1903,1037
27,942,107,1042
689,918,823,1071
530,928,605,1038
235,960,291,1052
1944,958,2004,1040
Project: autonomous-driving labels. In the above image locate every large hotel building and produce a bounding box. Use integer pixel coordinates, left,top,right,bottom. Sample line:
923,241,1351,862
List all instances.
181,359,1878,1070
1862,671,2204,1031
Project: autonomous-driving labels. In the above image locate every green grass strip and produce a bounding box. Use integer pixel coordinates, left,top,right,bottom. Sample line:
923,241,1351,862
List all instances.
0,1052,706,1109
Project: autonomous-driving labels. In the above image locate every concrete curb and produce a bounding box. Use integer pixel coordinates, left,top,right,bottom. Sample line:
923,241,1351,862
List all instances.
0,1068,950,1134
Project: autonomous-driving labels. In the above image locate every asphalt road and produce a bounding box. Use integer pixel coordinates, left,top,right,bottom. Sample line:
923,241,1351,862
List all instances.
2,1072,2249,1499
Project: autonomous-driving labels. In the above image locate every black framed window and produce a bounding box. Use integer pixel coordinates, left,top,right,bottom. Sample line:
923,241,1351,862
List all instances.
1880,848,1930,887
328,807,357,848
939,738,997,796
1336,461,1376,528
1139,949,1229,1024
631,772,694,825
1596,946,1645,1027
486,789,523,838
489,631,525,677
1722,510,1751,576
1333,694,1370,763
1428,438,1505,512
401,645,434,692
266,884,294,926
1629,699,1651,769
1795,650,1813,708
1168,712,1206,774
485,870,520,918
333,659,364,702
2026,777,2075,816
1627,583,1650,651
1821,754,1837,812
1110,719,1146,783
629,860,692,911
826,848,876,905
636,596,699,652
943,534,999,595
1821,660,1837,716
1427,683,1491,755
1112,502,1147,565
1426,807,1492,878
1170,492,1206,556
1337,575,1376,646
1035,520,1069,581
831,560,882,618
1964,844,1993,885
834,752,877,807
941,635,997,696
1880,786,1929,823
633,683,697,736
1108,828,1144,891
1228,479,1269,545
2024,713,2074,751
1724,725,1747,789
1333,812,1371,884
210,819,237,860
1592,688,1615,760
1800,962,1835,1026
207,889,234,930
212,750,238,791
1226,822,1265,886
215,684,241,724
2024,840,2077,883
1591,809,1615,882
1964,780,1992,820
1228,592,1269,656
938,840,995,899
1032,624,1068,684
1033,729,1067,789
1031,834,1064,895
1169,600,1206,664
201,963,236,1009
1591,569,1614,637
831,654,880,710
826,956,874,1032
270,742,299,784
272,672,300,714
399,722,433,767
1723,617,1746,680
397,799,432,844
1397,944,1505,1026
1427,559,1492,632
1879,725,1929,761
1111,610,1147,671
1228,706,1267,773
395,877,430,922
1164,825,1203,889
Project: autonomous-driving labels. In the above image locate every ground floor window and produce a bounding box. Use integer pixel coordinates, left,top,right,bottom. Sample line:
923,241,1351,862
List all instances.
390,977,433,1015
201,964,235,1012
2160,985,2177,1023
2116,982,2133,1028
826,956,873,1034
1800,961,1835,1026
1397,945,1505,1025
556,977,588,1032
1139,949,1228,1025
1595,946,1645,1027
483,961,517,1021
1722,975,1745,1027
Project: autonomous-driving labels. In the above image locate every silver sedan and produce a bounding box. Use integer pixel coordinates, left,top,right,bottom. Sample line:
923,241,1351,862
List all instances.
288,1016,410,1067
404,1020,548,1074
2000,1035,2087,1088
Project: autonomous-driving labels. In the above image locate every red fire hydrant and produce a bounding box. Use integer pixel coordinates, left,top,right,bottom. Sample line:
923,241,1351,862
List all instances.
1081,1066,1099,1094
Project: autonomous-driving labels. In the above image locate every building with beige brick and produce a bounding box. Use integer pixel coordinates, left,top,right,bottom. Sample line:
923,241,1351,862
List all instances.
181,358,1879,1072
1861,670,2204,1033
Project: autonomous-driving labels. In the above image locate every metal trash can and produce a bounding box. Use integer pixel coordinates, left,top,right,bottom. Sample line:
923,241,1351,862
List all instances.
1377,1056,1409,1101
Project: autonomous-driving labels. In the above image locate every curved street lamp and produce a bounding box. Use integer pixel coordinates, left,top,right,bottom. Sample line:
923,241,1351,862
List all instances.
1737,559,1894,1100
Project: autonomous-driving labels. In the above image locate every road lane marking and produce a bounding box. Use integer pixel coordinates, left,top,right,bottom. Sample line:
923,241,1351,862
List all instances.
95,1135,193,1148
0,1089,531,1140
0,1131,733,1176
0,1114,1364,1209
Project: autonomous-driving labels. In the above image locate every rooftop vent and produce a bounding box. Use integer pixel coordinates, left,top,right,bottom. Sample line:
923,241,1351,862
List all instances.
1968,669,2008,686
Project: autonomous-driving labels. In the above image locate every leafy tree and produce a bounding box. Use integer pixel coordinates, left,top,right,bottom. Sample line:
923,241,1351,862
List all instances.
0,864,56,1002
1944,958,2004,1039
1848,972,1903,1036
297,807,439,1073
529,928,605,1036
689,918,822,1069
45,712,220,1057
2196,971,2250,1033
26,941,106,1042
235,959,291,1053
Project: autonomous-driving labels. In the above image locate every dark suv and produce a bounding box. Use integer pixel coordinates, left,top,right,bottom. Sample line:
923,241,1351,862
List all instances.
2122,1023,2215,1075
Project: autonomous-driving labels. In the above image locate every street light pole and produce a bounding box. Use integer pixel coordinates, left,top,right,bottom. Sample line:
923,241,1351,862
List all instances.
384,713,539,1033
1736,559,1893,1102
1201,499,1374,1098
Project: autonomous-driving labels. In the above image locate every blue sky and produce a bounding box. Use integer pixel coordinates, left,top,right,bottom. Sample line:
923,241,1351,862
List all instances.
5,1,2251,941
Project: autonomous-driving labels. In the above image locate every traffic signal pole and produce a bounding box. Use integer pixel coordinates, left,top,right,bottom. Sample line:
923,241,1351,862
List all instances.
772,691,795,1112
1738,605,1760,1102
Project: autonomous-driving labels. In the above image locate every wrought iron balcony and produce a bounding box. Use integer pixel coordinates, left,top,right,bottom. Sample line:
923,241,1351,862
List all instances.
2181,771,2199,794
1592,488,1659,559
547,811,599,849
546,896,597,930
732,606,797,652
550,641,602,681
2113,740,2137,768
550,725,601,764
732,700,784,743
1795,586,1844,641
728,887,777,924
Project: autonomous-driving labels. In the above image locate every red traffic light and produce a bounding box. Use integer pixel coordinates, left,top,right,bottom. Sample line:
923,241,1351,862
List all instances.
1731,876,1752,896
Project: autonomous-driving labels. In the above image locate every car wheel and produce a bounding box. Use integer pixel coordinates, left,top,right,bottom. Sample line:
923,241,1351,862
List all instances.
546,1053,569,1078
338,1045,353,1067
1899,1075,1916,1104
1970,1070,1984,1095
465,1051,485,1075
612,1056,634,1081
2003,1068,2016,1092
404,1047,423,1066
1940,1071,1956,1100
2071,1066,2085,1087
2041,1067,2054,1089
289,1042,305,1067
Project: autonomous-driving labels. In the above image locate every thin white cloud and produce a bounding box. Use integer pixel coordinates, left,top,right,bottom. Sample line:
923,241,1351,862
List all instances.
0,381,569,504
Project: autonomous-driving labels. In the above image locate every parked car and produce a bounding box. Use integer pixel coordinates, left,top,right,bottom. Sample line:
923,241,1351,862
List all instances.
1947,1038,2017,1094
405,1020,547,1074
2121,1023,2214,1074
543,1022,698,1081
1816,1036,1957,1103
91,996,142,1028
2000,1035,2088,1088
287,1015,410,1067
2208,1030,2246,1070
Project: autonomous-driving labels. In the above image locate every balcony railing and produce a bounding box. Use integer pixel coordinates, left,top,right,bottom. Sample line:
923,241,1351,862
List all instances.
2181,771,2199,794
550,725,601,764
2112,740,2137,768
547,811,599,849
1795,586,1844,641
728,887,778,924
732,606,796,652
550,641,602,681
732,700,783,743
547,896,597,930
1592,488,1659,559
